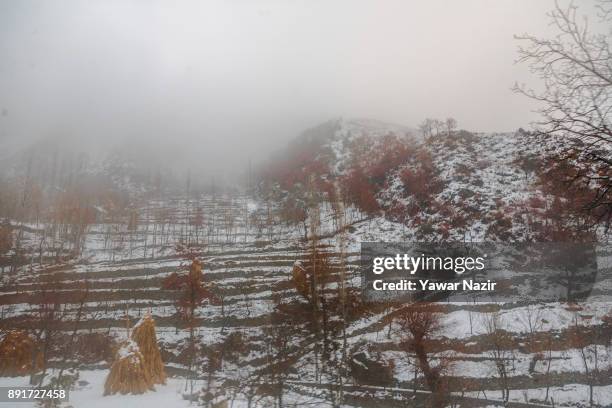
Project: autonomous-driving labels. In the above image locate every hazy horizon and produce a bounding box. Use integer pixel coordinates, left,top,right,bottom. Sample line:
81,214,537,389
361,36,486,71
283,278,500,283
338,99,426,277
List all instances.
0,0,602,176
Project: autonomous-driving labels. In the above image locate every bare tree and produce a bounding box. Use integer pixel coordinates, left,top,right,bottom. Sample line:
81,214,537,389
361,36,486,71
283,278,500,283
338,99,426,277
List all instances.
518,304,544,345
0,220,12,278
445,118,457,136
568,314,602,407
162,257,217,398
29,271,72,386
395,304,452,407
419,118,435,138
259,295,295,408
432,119,445,136
515,0,612,227
482,312,515,403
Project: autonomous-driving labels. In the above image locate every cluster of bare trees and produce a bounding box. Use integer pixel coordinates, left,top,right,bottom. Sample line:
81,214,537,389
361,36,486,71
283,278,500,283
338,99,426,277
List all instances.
516,0,612,228
0,271,94,392
182,195,249,246
278,187,363,407
419,118,458,138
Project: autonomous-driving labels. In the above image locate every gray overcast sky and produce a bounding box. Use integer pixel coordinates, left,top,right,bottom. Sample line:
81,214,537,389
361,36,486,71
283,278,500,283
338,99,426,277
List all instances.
0,0,600,175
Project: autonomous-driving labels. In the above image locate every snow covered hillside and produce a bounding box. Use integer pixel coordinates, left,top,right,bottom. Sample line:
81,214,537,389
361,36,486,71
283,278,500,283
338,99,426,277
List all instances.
0,119,611,407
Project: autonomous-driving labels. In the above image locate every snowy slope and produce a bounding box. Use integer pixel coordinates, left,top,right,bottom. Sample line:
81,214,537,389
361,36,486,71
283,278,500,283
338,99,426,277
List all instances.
0,119,611,407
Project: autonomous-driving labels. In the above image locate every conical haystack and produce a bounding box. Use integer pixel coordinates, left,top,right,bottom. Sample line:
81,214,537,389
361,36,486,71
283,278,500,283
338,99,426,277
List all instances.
0,330,41,376
104,339,153,395
131,314,166,385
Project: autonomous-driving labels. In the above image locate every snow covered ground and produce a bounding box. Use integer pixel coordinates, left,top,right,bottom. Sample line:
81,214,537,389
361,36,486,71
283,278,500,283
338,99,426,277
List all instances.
1,120,612,407
0,371,191,408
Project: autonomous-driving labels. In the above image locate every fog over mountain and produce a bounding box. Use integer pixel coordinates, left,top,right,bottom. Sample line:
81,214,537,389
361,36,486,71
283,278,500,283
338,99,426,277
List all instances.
0,0,600,179
1,1,612,406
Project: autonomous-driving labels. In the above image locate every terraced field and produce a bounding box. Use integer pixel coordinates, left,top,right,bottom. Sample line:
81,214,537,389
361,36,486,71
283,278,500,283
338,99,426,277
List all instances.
1,192,612,407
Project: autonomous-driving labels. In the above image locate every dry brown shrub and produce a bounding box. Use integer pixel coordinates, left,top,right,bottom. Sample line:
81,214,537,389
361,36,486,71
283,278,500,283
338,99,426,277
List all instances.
0,330,41,376
291,261,310,300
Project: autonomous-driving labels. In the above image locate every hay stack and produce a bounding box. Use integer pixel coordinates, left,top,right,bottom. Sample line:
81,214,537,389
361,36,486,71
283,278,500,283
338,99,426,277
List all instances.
104,339,153,395
0,330,40,376
131,314,166,385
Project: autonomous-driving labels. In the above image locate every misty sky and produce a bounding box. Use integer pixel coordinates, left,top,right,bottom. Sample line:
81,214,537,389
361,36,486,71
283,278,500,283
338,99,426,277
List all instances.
0,0,601,176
